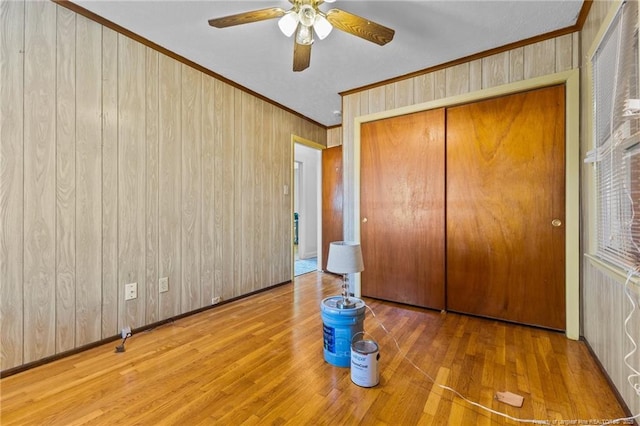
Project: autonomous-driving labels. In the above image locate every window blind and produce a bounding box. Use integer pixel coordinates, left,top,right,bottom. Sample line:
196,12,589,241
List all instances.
592,0,640,270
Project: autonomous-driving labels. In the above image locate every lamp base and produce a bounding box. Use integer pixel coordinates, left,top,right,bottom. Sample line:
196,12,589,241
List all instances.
336,298,356,309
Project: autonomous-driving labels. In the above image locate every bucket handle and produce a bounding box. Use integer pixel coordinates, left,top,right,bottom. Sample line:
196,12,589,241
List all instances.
352,331,376,344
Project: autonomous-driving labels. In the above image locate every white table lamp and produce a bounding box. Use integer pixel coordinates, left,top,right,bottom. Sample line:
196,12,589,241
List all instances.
326,241,364,309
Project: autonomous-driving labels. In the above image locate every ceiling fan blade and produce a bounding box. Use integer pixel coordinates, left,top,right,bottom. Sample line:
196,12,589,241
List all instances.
208,7,285,28
325,9,395,46
293,41,311,72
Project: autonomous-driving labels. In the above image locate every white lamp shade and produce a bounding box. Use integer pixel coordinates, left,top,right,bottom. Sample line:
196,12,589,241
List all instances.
326,241,364,274
278,11,298,37
313,15,332,40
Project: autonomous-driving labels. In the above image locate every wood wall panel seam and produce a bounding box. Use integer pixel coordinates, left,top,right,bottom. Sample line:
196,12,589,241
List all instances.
51,0,326,129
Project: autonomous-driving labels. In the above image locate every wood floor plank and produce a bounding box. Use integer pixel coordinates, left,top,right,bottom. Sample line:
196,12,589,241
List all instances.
0,272,628,425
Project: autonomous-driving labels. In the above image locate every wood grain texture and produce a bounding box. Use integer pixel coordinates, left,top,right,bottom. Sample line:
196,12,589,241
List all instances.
361,109,446,309
384,83,395,111
0,0,25,370
240,91,255,295
118,35,146,329
201,74,216,306
469,59,482,92
482,52,509,88
273,107,289,284
321,146,343,272
101,26,119,339
23,0,57,363
368,87,387,114
445,62,470,97
212,79,225,300
271,106,283,284
446,85,566,330
341,32,576,296
266,106,279,284
583,261,640,415
413,72,435,104
158,54,182,320
341,93,360,250
145,47,159,324
555,33,574,72
393,78,414,109
234,89,243,297
1,1,326,372
181,65,202,311
255,100,267,289
75,14,102,346
0,272,627,425
279,109,293,283
55,5,77,353
433,69,446,100
326,127,342,148
263,103,276,285
524,39,556,79
509,47,525,82
357,90,369,116
221,82,236,301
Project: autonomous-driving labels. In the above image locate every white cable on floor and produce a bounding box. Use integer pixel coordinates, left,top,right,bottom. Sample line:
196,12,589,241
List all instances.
364,302,640,425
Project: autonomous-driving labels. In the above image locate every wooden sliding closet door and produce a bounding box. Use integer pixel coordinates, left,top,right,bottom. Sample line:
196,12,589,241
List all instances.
446,85,566,330
361,109,445,309
322,146,343,271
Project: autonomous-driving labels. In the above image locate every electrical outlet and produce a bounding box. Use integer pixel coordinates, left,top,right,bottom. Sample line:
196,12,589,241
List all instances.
159,276,169,293
125,282,137,301
212,296,221,305
121,326,131,338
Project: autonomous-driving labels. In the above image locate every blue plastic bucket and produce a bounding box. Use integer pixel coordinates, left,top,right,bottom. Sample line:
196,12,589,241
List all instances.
321,296,366,367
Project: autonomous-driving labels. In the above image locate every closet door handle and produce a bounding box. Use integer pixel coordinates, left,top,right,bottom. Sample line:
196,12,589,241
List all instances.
552,219,562,227
362,217,368,223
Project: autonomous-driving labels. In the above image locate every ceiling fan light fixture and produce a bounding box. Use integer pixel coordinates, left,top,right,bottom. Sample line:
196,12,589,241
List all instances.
313,14,332,40
278,11,299,37
207,0,395,72
295,24,314,45
298,4,316,27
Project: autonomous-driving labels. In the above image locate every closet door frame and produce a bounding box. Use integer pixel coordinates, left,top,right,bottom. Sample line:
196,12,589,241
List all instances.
351,69,580,339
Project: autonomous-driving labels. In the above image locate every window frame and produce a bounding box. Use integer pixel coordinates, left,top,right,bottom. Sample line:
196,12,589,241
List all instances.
589,0,640,272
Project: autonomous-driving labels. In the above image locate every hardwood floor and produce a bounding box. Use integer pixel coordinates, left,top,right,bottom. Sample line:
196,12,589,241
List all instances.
0,272,629,425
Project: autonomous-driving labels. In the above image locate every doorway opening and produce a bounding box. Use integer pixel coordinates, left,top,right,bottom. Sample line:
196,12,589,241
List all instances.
293,140,322,276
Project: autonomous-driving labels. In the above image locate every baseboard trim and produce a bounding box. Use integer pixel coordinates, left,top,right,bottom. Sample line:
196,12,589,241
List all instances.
0,280,292,378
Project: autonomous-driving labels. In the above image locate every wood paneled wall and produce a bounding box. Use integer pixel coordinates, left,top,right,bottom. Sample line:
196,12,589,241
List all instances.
0,1,326,371
326,127,342,148
341,33,579,242
580,0,640,415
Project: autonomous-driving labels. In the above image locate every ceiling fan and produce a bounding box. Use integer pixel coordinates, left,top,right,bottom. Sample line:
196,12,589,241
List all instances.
208,0,395,72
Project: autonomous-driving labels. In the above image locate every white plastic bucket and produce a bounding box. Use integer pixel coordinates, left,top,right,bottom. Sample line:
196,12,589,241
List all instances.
351,336,380,387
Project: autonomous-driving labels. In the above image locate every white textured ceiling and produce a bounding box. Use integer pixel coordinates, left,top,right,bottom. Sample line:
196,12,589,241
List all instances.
73,0,584,126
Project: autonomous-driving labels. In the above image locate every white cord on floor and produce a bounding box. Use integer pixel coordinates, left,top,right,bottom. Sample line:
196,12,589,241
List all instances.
364,302,640,425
